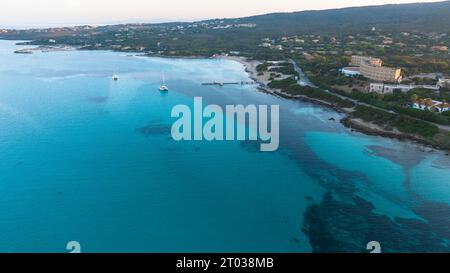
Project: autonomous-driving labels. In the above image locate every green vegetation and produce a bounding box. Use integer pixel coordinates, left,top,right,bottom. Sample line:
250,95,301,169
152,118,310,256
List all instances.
256,62,270,72
269,78,356,108
3,1,450,64
286,85,355,108
405,77,439,85
293,55,352,89
272,78,450,148
392,106,450,125
268,62,298,76
267,77,297,89
329,88,450,125
350,105,439,138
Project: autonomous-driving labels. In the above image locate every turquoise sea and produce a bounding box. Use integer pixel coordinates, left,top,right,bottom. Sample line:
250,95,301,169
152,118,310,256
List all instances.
0,40,449,252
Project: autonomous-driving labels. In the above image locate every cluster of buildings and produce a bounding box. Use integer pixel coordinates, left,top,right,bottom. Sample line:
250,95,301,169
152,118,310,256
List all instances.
412,98,450,113
259,35,333,53
342,55,402,83
259,39,284,51
341,56,450,114
176,21,257,30
367,82,450,113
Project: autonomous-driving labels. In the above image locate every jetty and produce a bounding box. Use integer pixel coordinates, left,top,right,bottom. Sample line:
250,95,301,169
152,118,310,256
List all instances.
201,81,256,86
14,49,33,54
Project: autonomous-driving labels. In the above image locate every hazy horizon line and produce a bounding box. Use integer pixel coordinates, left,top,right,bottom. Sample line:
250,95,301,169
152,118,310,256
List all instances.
0,0,446,30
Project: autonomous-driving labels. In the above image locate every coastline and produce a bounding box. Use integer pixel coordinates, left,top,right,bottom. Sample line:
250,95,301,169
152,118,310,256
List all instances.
5,40,448,153
217,55,265,85
220,55,449,153
341,117,440,152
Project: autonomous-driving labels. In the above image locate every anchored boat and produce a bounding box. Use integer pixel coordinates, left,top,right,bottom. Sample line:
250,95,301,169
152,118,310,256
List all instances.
159,73,169,91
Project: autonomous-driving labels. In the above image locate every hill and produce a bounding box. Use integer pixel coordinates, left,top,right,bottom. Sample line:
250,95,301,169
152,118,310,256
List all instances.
1,1,450,57
235,1,450,35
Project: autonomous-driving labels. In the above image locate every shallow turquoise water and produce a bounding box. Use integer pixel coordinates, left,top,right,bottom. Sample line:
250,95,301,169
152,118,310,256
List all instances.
0,40,449,252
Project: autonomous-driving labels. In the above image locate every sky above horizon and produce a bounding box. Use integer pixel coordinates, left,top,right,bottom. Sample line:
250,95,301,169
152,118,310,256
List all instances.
0,0,444,27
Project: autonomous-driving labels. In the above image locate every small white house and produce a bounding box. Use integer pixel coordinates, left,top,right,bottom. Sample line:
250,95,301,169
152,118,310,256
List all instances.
412,99,450,113
369,83,386,93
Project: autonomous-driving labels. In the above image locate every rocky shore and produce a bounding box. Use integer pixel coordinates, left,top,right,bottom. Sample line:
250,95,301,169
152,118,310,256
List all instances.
223,56,449,152
340,117,441,151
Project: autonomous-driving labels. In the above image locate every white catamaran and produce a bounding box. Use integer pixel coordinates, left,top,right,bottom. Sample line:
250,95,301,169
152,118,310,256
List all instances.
159,73,169,91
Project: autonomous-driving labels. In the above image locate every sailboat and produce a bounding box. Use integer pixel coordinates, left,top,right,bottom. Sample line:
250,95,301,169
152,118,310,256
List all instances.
112,73,119,81
159,73,169,91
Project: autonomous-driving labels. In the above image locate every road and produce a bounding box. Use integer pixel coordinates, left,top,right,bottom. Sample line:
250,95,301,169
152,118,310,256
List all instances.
290,59,450,132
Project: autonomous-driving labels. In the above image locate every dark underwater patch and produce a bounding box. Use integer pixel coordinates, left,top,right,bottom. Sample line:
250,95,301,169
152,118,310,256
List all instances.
302,191,450,253
136,124,171,136
413,201,450,239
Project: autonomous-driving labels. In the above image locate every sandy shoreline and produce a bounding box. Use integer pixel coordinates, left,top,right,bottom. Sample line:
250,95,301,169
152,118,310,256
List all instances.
218,55,287,99
218,56,266,84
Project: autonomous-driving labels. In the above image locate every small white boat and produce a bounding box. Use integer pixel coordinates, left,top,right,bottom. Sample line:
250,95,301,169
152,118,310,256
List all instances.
159,85,169,91
159,73,169,91
112,74,119,81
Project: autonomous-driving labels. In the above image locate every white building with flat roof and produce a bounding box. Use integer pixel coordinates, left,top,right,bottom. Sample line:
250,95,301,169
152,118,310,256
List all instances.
369,83,440,94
